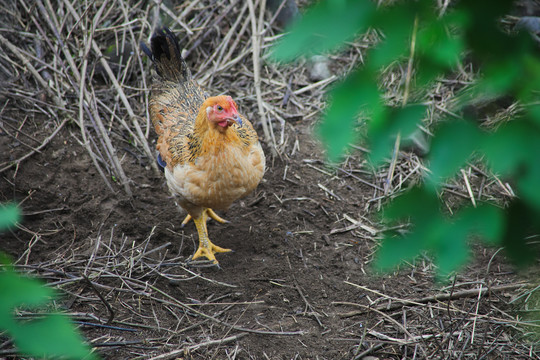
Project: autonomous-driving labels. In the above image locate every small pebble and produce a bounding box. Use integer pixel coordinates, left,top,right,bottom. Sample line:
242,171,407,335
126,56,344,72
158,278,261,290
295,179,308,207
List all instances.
309,55,332,81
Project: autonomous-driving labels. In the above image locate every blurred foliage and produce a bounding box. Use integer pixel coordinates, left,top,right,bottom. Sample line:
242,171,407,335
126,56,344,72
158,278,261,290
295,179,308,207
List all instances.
272,0,540,278
0,203,20,230
0,205,97,359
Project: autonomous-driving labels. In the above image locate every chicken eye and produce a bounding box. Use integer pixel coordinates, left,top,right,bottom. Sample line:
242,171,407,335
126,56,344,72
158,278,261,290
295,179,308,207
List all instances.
216,105,224,112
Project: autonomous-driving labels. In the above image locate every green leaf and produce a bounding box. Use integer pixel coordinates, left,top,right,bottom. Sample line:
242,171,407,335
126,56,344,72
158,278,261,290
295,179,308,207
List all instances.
0,263,98,359
270,0,376,62
10,314,96,359
369,4,416,69
517,155,540,212
478,60,522,97
526,103,540,127
375,187,442,270
376,188,505,278
317,69,380,162
435,205,504,277
0,203,20,230
482,121,533,175
415,13,465,85
460,0,516,58
0,270,54,314
516,54,540,103
457,205,505,245
368,104,426,165
435,222,470,278
376,209,449,273
427,120,483,186
501,200,539,267
383,186,439,223
375,230,429,271
419,19,464,68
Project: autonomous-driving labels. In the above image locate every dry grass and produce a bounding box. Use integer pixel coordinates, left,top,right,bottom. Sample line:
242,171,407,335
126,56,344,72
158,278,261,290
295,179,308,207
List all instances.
2,0,540,359
7,226,537,358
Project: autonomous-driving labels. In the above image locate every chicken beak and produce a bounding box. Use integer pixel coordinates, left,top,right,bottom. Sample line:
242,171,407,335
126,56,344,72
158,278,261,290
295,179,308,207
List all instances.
227,114,243,127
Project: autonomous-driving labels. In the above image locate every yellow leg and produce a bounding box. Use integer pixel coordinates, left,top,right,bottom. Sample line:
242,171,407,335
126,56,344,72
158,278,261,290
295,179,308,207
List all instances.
191,209,231,264
181,209,228,227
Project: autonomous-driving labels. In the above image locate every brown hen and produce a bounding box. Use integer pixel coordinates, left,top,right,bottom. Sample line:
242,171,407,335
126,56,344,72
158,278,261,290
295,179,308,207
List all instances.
142,28,265,265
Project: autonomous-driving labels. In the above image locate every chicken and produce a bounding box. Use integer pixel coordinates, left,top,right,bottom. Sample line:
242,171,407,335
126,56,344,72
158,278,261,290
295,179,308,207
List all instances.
141,28,265,265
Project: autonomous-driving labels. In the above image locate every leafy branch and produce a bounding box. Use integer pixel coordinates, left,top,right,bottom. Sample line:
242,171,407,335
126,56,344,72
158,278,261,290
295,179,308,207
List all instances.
0,204,97,359
271,0,540,278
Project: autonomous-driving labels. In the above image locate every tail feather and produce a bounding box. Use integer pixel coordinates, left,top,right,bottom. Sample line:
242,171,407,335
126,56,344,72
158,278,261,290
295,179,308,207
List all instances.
141,27,191,83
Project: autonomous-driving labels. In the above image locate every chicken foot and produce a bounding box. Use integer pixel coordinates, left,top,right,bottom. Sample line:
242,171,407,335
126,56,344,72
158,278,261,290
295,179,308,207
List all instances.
181,209,229,227
191,208,232,264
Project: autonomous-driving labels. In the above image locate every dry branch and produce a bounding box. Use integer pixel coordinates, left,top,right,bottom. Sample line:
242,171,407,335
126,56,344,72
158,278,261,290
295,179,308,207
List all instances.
63,0,159,179
0,33,64,108
342,281,530,315
247,0,273,147
147,333,248,360
0,118,69,174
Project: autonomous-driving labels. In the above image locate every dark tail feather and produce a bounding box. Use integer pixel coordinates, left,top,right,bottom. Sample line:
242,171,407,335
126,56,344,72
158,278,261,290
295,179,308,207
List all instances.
140,27,191,82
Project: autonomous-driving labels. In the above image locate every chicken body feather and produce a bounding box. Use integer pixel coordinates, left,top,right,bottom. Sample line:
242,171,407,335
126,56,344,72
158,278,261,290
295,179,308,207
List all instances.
143,28,265,264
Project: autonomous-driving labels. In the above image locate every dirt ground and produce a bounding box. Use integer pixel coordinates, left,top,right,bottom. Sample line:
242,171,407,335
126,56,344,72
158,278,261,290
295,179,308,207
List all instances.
1,1,540,359
1,107,537,359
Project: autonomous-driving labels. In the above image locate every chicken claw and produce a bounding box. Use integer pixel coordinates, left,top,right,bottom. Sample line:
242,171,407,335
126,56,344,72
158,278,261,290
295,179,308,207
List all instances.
207,209,229,224
181,214,192,227
191,209,231,264
181,209,229,228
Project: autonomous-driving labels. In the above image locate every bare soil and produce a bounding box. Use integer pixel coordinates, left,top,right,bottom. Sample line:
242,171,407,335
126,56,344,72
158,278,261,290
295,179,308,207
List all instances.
2,112,536,359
